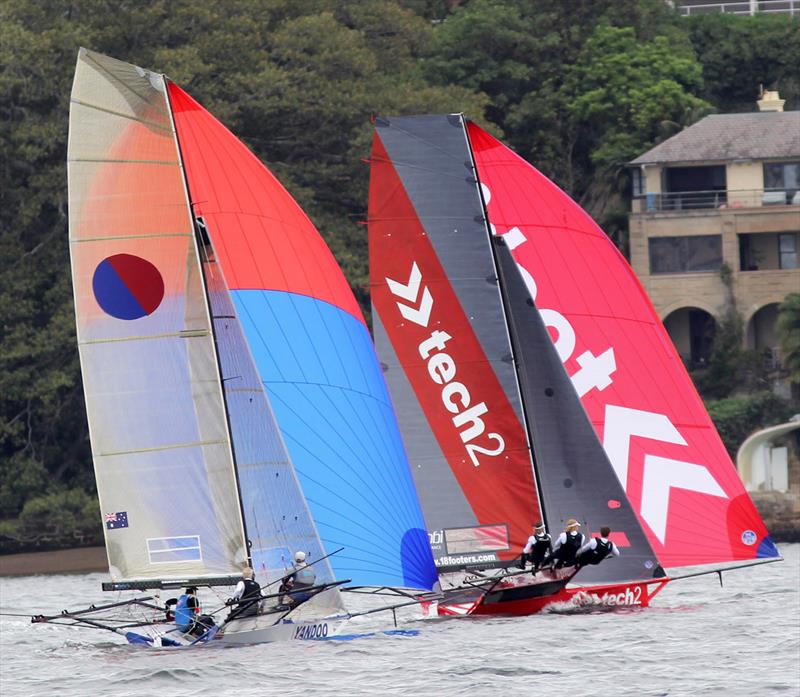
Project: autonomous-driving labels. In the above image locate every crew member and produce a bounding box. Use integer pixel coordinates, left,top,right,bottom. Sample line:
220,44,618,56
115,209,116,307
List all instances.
549,519,585,569
520,521,551,572
288,551,317,605
174,586,200,633
576,526,620,567
227,567,261,620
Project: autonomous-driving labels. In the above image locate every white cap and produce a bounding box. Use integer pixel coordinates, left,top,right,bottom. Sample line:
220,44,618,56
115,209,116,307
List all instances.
294,550,306,563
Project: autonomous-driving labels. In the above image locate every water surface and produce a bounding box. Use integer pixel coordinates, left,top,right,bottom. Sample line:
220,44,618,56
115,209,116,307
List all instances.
1,544,798,696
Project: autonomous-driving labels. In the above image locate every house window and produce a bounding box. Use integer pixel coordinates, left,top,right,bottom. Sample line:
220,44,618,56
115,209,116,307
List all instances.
779,233,798,269
763,162,800,205
649,235,722,274
663,165,726,209
632,168,644,197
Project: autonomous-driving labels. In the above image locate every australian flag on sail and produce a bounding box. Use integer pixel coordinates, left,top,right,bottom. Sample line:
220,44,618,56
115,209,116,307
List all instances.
105,511,129,530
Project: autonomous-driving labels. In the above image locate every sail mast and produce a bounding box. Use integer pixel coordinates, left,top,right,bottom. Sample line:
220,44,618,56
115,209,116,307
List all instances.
163,76,252,568
461,116,548,533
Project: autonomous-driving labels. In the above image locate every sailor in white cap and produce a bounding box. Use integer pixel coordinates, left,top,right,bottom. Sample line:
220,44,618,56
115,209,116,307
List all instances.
286,551,316,605
520,521,552,572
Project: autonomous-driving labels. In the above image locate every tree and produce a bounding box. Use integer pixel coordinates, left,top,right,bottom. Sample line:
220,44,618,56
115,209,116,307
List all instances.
777,293,800,383
687,12,800,113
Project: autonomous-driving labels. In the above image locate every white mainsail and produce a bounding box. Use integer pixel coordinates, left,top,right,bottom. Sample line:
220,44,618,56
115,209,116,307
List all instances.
68,49,247,581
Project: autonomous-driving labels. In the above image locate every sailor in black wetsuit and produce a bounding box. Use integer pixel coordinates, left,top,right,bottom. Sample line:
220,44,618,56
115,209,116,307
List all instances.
549,519,585,569
227,567,261,620
520,521,551,572
575,526,620,567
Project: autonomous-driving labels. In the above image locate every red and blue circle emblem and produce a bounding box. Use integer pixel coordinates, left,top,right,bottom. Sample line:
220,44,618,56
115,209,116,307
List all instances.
92,254,165,320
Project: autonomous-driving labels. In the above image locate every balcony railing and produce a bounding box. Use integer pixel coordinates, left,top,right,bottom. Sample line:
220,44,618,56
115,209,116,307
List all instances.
633,188,800,213
678,1,800,16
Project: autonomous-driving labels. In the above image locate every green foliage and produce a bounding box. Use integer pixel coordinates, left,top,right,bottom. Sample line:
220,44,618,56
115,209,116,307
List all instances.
777,293,800,382
706,391,797,460
691,307,745,399
687,12,800,112
1,0,798,550
0,488,101,553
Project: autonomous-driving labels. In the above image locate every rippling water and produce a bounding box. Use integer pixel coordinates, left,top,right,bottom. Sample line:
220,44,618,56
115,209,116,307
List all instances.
1,544,798,697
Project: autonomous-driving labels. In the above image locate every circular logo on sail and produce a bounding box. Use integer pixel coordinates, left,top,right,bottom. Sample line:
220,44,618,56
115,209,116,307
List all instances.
92,254,164,320
741,530,757,546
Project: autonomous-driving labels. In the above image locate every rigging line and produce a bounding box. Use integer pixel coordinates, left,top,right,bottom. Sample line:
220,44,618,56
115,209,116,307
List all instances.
69,97,172,132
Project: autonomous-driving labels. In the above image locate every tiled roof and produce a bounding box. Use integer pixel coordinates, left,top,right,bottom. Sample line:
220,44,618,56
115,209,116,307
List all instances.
630,111,800,165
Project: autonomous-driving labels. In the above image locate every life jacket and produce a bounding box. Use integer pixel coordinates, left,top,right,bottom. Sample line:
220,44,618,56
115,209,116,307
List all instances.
175,594,195,630
293,564,316,589
529,534,551,564
237,578,261,617
580,537,613,565
558,531,583,560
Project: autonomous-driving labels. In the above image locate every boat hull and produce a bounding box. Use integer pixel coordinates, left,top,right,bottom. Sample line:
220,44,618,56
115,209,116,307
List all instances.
218,616,349,645
133,615,349,647
432,577,670,617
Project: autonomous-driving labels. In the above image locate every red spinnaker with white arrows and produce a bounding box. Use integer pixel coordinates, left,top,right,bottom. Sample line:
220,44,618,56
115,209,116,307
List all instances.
466,121,778,570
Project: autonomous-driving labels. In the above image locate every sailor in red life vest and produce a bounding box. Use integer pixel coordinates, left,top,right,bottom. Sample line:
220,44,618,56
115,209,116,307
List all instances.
575,526,620,567
549,519,585,569
519,521,551,572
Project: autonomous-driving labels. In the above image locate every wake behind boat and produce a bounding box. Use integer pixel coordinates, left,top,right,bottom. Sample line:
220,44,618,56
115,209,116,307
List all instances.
367,114,781,616
32,49,439,646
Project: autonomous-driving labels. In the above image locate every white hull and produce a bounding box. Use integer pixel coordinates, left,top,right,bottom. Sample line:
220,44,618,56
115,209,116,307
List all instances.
135,615,349,647
219,615,348,645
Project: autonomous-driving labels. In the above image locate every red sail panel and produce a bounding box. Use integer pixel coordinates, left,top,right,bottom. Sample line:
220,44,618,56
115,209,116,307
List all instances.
369,133,540,557
468,122,776,569
167,83,363,322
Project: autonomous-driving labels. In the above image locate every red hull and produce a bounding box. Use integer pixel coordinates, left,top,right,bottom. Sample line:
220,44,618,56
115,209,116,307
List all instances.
436,579,670,617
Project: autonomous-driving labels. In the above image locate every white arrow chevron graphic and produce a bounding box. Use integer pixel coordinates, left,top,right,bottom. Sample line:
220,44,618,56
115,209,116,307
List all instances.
641,455,727,544
386,261,433,327
603,404,728,545
603,404,686,488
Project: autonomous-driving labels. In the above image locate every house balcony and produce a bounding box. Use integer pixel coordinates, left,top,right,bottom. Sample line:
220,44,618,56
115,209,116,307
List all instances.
632,188,800,214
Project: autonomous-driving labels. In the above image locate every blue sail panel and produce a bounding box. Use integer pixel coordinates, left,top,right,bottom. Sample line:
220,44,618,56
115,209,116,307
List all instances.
232,289,438,590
